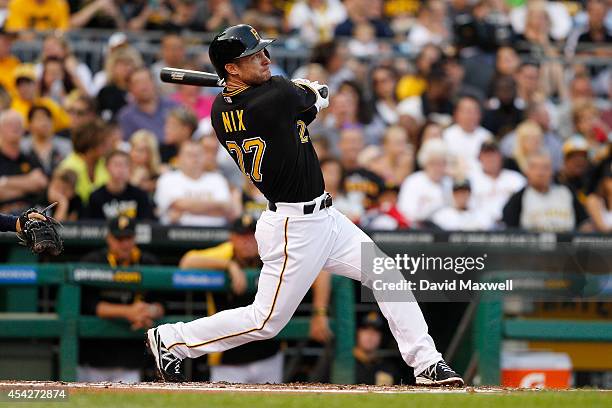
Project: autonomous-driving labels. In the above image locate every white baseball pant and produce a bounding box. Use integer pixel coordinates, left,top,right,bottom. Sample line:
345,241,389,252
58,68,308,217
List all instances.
157,193,442,375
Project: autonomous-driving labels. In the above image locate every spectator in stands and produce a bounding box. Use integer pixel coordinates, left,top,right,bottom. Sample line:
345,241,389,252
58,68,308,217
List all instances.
242,0,286,37
334,0,393,39
65,92,98,133
58,120,110,204
443,95,493,175
510,0,572,44
5,0,69,33
204,0,239,32
451,0,513,57
585,161,612,232
370,66,400,127
38,57,87,106
566,0,612,59
97,46,143,121
90,32,129,92
353,312,404,385
337,127,385,211
406,0,449,51
170,77,216,121
487,46,521,97
572,100,609,159
79,215,162,383
502,152,590,232
300,41,355,94
0,86,11,111
469,141,526,223
123,1,167,31
319,82,383,147
20,105,71,176
397,138,451,225
160,107,198,166
515,12,567,104
69,0,127,30
320,157,363,222
396,44,442,100
129,130,161,195
441,56,485,104
287,0,347,45
368,125,414,189
397,66,454,132
415,121,444,155
86,150,155,220
432,179,494,231
178,215,282,382
360,186,410,230
155,140,232,226
556,137,591,198
311,134,331,161
37,33,93,95
11,64,70,133
347,22,381,58
482,76,524,139
42,168,82,222
514,62,545,111
504,120,544,174
500,101,563,172
559,74,612,140
201,133,222,173
0,26,19,96
231,175,268,221
0,110,48,214
151,33,187,97
118,67,178,143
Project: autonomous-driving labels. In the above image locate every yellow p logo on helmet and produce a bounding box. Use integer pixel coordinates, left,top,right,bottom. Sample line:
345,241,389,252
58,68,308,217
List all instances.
250,28,260,41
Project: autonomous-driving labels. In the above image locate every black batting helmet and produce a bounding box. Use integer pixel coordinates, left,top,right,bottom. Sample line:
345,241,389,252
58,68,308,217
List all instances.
208,24,275,79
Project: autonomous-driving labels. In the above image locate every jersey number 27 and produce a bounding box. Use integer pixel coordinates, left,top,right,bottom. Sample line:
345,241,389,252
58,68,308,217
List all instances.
226,137,267,182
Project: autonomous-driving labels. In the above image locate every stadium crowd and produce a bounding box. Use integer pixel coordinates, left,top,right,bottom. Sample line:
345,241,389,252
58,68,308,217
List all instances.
0,0,610,234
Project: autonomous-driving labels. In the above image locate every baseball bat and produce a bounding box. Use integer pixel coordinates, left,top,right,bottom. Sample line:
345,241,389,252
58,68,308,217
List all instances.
160,67,329,99
160,67,223,87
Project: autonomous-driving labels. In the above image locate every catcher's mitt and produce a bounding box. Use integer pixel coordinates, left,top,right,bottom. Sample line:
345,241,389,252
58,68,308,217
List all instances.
17,203,63,256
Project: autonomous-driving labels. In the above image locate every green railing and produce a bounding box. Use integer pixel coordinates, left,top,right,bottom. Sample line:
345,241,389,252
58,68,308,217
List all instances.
0,264,355,383
474,271,612,385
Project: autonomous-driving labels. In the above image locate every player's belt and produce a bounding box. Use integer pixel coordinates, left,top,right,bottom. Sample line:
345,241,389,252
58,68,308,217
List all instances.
269,193,333,214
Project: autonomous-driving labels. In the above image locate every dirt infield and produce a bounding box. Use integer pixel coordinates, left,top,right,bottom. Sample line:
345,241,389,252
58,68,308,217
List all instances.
0,381,587,395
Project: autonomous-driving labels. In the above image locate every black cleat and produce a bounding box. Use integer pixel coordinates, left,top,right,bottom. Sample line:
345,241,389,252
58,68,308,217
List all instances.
416,360,465,387
146,328,185,382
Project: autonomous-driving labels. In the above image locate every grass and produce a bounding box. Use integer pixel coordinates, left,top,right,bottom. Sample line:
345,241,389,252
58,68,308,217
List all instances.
7,390,611,408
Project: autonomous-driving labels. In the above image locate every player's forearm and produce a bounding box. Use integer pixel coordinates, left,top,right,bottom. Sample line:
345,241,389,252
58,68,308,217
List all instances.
50,199,69,223
312,270,331,311
0,175,34,197
0,214,18,232
180,255,230,270
69,0,103,28
95,302,133,320
172,198,231,216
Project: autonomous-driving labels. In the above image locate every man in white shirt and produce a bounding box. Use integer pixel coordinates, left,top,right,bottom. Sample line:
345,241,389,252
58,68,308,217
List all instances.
287,0,347,45
470,141,526,223
502,152,590,232
431,179,494,231
155,140,232,226
397,139,451,225
443,95,492,174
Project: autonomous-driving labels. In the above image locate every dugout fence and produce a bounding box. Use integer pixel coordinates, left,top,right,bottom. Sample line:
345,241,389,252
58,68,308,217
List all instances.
0,264,355,383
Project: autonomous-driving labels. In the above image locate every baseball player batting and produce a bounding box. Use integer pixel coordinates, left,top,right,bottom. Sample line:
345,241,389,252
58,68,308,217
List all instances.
146,24,463,387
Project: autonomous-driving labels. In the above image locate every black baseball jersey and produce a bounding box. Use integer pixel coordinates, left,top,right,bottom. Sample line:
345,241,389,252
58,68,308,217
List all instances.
211,76,325,204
